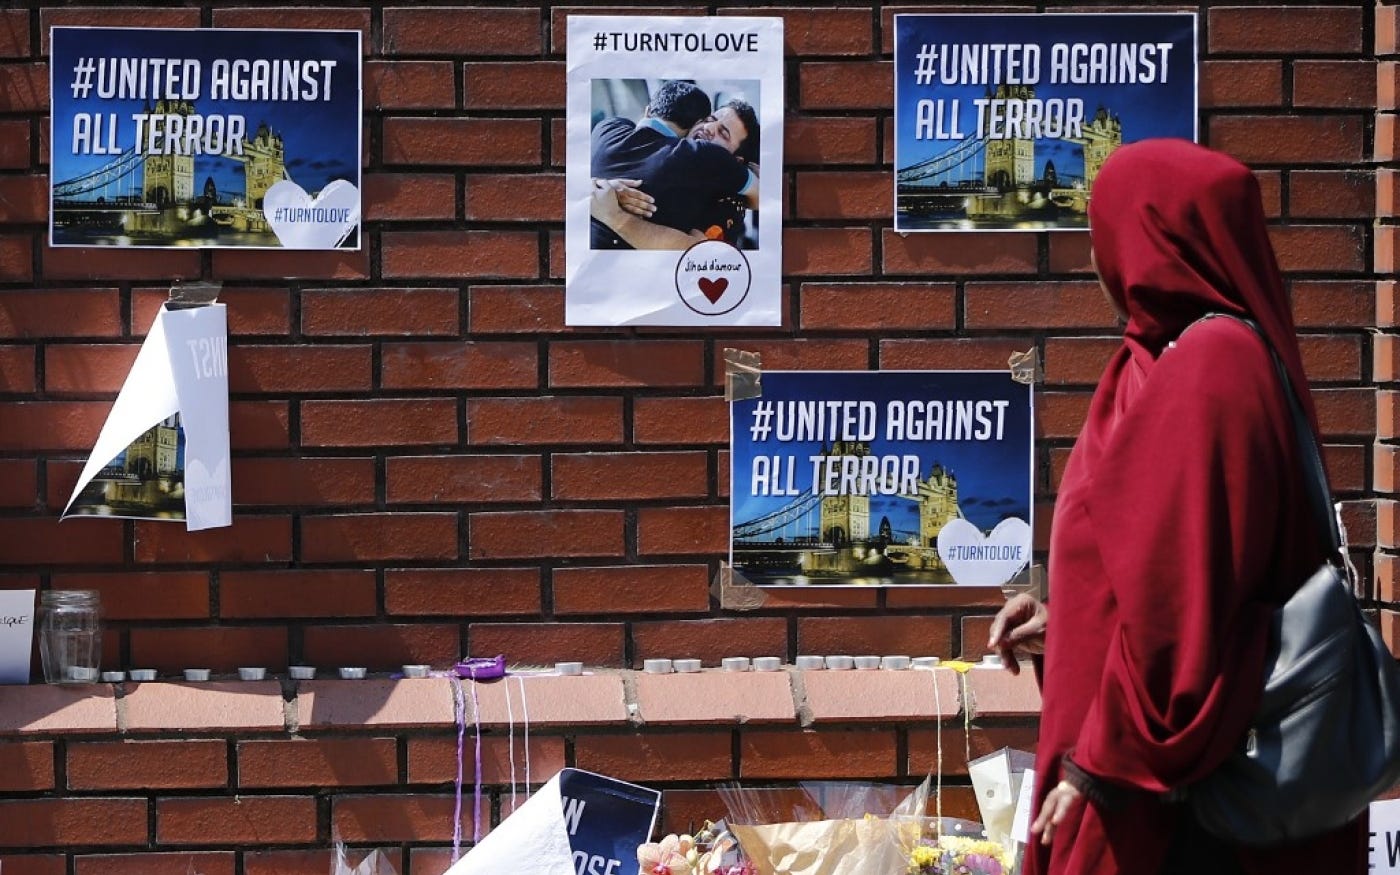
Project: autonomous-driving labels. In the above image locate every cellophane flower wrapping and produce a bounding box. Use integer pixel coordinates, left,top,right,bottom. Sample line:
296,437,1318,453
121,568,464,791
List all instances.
717,779,929,875
907,818,1013,875
331,845,398,875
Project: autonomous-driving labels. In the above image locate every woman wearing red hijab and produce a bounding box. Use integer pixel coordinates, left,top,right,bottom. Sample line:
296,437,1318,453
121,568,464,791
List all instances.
989,139,1368,874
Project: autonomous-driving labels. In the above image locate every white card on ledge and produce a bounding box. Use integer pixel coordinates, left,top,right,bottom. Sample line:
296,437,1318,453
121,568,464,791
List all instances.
0,590,37,684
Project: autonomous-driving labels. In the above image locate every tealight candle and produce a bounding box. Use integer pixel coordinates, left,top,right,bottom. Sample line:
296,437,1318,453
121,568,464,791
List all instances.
854,655,881,670
722,657,752,672
339,667,367,680
128,669,157,682
752,657,782,672
825,655,854,671
555,661,584,676
237,667,266,681
912,657,941,669
183,668,210,682
673,659,702,673
643,659,673,674
881,655,912,671
288,665,316,680
795,655,826,670
101,671,125,683
401,664,430,679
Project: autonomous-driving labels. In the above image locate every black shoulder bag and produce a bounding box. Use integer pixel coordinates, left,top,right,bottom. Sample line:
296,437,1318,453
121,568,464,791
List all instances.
1184,313,1400,845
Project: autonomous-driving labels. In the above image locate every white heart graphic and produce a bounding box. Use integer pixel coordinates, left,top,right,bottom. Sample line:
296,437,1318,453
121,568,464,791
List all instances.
184,458,231,531
263,179,360,249
936,517,1031,587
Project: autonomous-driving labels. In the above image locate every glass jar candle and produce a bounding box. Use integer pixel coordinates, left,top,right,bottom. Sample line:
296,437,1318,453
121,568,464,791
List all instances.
39,590,101,684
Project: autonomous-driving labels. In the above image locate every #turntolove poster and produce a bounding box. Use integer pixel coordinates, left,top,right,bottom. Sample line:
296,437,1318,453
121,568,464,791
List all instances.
49,27,361,249
566,15,784,326
730,371,1033,588
894,12,1197,231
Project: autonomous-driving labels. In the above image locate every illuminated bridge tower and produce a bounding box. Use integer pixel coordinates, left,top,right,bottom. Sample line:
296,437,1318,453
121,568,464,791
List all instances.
141,100,196,205
240,122,286,208
917,463,960,547
1080,106,1123,188
818,441,871,546
983,84,1036,189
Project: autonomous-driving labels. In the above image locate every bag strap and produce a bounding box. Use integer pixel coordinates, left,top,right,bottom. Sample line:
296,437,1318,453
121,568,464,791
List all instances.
1187,313,1341,555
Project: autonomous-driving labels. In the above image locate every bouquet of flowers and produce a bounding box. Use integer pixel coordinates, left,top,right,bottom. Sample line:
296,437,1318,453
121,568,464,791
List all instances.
906,820,1012,875
637,823,757,875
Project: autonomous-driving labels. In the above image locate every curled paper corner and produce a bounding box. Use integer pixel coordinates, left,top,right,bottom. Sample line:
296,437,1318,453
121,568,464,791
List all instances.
723,348,763,402
167,281,223,310
1007,347,1041,385
715,564,768,611
1002,562,1046,601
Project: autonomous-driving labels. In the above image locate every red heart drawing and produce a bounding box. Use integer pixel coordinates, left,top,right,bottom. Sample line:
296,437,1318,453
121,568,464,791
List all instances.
697,276,729,304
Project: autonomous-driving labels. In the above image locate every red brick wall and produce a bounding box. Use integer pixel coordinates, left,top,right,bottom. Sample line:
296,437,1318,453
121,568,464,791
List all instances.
0,0,1393,865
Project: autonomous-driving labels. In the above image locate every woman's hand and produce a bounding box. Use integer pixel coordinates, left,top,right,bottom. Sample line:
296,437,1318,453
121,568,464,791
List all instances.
987,592,1048,675
1031,780,1083,846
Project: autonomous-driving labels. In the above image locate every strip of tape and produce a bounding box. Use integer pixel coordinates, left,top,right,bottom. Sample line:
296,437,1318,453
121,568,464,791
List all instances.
723,347,763,402
714,563,768,611
1008,347,1041,385
167,280,222,310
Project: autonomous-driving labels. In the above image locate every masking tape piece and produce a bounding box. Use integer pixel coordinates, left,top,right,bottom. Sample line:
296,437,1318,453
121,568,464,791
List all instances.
715,563,768,611
723,348,763,402
1008,347,1041,385
167,281,223,310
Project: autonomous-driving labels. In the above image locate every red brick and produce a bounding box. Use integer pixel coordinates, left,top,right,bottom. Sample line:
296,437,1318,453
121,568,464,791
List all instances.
467,622,625,667
0,62,47,112
52,572,209,621
228,346,371,394
132,517,292,564
0,458,37,508
1299,334,1362,382
1323,443,1366,494
363,174,457,222
1383,4,1400,56
302,624,460,671
1207,7,1362,54
721,7,870,55
782,227,873,276
467,285,565,334
1385,62,1400,113
381,230,538,279
210,6,369,32
0,235,32,282
1043,337,1121,386
1315,388,1375,438
210,250,369,283
464,61,563,109
75,853,234,875
965,281,1116,330
637,506,728,556
878,337,1036,373
884,230,1038,276
1293,60,1374,109
786,117,878,166
133,287,290,338
1290,170,1374,219
364,60,455,110
909,726,1040,777
68,740,226,791
129,627,289,673
385,568,541,617
469,509,622,559
549,340,704,388
466,397,623,446
301,399,458,448
302,288,459,336
741,728,898,779
245,850,403,875
238,738,397,789
1268,225,1365,274
1209,115,1364,165
382,118,540,166
387,455,541,504
407,735,566,785
41,344,135,394
633,617,787,664
39,247,194,283
552,564,710,615
800,61,890,109
551,451,707,501
0,289,120,338
0,345,34,393
793,172,890,220
706,339,867,380
0,799,147,848
382,341,537,390
1038,391,1093,440
1293,280,1372,328
333,795,468,843
796,616,954,658
634,397,728,445
0,174,46,223
232,457,376,508
464,174,564,222
576,733,732,783
300,513,459,563
232,401,291,450
0,119,30,168
383,7,541,56
1199,60,1282,109
0,10,28,57
799,282,954,331
220,570,378,619
0,517,124,565
157,796,316,845
0,741,53,791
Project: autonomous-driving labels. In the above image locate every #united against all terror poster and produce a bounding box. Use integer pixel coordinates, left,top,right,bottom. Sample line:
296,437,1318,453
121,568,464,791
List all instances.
565,15,784,327
49,27,361,249
894,13,1197,231
730,371,1034,588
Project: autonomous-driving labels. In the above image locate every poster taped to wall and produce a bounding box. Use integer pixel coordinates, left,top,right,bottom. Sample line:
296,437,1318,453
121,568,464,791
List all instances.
63,303,231,531
893,13,1197,231
566,15,784,326
49,27,361,249
730,371,1033,588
